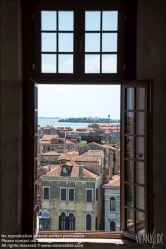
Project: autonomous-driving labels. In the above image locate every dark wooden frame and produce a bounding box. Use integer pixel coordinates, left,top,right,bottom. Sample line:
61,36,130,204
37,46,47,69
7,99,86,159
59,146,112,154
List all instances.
34,0,125,83
120,80,153,239
22,0,141,240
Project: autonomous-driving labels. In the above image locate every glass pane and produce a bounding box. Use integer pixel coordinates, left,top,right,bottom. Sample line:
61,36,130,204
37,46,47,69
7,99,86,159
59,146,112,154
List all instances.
58,11,74,31
136,162,144,184
102,54,117,73
85,11,100,31
85,54,100,73
136,112,144,135
125,136,134,158
125,160,134,182
125,112,134,134
58,54,73,73
85,33,100,52
41,33,56,52
125,209,134,233
136,137,144,160
42,54,56,73
102,11,118,31
59,33,73,52
41,11,56,31
126,88,134,110
136,87,145,109
125,184,134,207
136,211,145,234
136,186,145,210
102,33,117,52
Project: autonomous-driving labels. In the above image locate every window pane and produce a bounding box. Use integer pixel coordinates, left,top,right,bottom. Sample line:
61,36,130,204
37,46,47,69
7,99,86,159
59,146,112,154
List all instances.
125,184,134,207
126,88,134,110
42,54,56,73
136,112,144,135
41,11,56,31
136,162,144,184
136,87,145,110
125,136,134,158
102,33,117,52
85,33,100,52
61,188,66,200
102,11,118,31
87,190,92,202
102,54,117,73
125,112,134,134
58,33,73,52
125,160,134,182
58,11,74,31
136,186,145,210
42,33,56,52
44,188,49,199
110,197,116,211
85,54,100,73
85,11,100,31
136,211,145,234
125,208,134,233
136,137,144,160
110,221,116,231
69,189,74,201
58,54,73,73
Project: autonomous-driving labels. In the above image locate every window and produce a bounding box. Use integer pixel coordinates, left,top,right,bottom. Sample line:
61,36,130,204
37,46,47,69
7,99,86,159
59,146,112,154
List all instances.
68,188,75,201
96,187,98,201
38,174,40,180
34,1,124,81
61,166,71,176
60,187,67,201
110,221,115,231
86,214,91,230
43,187,50,200
37,185,40,191
86,189,92,202
39,214,50,230
37,195,40,202
110,197,116,211
59,212,75,230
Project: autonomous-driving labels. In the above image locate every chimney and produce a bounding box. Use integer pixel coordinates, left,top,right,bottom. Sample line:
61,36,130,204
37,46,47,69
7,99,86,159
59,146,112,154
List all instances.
109,151,113,180
79,165,84,178
105,175,110,184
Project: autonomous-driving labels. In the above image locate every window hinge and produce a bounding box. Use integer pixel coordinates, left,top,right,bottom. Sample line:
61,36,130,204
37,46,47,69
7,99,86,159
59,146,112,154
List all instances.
32,14,34,20
125,15,127,21
124,64,126,70
33,64,35,70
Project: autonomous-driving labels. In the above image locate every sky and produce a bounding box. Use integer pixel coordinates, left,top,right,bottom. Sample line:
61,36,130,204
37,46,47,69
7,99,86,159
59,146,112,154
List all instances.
38,84,120,119
39,11,120,118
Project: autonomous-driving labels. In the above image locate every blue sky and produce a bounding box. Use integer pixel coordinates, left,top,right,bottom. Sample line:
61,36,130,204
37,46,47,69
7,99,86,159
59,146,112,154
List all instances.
38,84,120,119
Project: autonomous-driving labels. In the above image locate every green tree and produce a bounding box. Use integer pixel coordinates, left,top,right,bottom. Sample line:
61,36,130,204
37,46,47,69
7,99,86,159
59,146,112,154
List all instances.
91,123,99,129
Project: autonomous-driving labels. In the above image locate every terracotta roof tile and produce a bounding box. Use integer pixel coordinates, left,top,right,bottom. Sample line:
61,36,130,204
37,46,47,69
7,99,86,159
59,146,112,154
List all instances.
41,160,98,179
103,174,120,187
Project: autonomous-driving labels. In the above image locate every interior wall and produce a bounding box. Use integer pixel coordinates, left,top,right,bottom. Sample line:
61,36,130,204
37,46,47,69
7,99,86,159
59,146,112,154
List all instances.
0,0,22,234
137,1,166,247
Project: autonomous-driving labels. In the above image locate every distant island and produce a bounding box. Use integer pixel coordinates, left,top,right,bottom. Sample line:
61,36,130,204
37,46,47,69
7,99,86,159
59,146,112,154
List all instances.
58,117,120,123
39,117,60,119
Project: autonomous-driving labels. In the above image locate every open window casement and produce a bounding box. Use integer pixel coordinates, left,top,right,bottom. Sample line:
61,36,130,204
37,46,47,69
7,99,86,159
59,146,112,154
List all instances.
121,80,153,240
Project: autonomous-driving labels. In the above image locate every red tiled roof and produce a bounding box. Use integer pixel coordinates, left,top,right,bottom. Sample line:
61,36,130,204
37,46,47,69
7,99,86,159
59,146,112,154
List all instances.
103,174,120,187
41,160,98,179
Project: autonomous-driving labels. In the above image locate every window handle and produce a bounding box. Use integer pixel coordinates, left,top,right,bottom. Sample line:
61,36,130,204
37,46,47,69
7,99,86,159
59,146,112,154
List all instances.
80,41,82,53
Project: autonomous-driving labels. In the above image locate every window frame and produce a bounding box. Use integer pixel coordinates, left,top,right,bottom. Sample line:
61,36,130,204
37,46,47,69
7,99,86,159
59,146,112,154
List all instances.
110,197,116,211
34,0,125,82
86,188,93,203
60,187,67,201
43,186,50,200
68,187,75,202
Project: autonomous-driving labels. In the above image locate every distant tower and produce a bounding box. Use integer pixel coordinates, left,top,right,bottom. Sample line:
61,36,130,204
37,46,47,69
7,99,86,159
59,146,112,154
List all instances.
108,115,110,120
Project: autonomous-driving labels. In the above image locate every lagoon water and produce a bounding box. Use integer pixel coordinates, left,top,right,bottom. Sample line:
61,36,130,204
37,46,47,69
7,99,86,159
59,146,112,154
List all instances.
38,118,90,130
